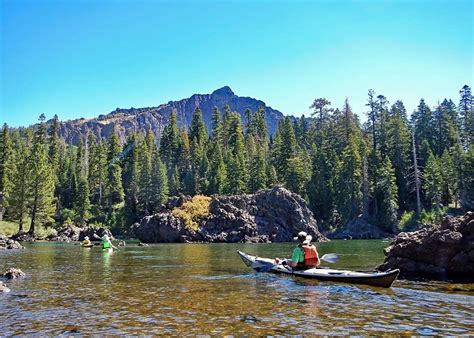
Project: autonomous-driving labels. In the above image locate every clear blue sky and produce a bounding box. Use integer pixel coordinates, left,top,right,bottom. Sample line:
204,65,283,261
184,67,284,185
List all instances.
1,0,472,127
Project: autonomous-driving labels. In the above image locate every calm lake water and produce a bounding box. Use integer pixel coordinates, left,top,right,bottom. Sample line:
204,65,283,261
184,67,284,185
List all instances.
0,240,473,335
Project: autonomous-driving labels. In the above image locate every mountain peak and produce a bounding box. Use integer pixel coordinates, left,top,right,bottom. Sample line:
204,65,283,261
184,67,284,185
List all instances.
212,86,234,96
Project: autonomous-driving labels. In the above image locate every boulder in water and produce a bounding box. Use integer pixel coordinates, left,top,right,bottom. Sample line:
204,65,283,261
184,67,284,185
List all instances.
0,235,24,249
0,281,10,293
3,267,26,279
378,212,474,280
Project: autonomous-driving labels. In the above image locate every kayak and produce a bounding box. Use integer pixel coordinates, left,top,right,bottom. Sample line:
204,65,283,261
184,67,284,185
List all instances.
237,250,399,288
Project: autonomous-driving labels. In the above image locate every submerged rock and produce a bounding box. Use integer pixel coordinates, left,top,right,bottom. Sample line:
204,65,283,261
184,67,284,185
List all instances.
378,212,474,280
0,281,10,293
134,186,327,243
0,234,25,249
3,267,26,279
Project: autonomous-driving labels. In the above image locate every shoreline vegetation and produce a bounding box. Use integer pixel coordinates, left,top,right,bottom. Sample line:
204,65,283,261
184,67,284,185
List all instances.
0,85,472,242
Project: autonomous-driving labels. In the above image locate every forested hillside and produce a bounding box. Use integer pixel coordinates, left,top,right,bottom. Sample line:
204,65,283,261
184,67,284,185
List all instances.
0,85,472,235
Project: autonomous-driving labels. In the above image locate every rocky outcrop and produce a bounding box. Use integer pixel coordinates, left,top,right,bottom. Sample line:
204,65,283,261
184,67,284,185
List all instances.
0,235,24,249
134,186,327,243
329,217,390,239
134,214,190,243
3,267,25,279
56,86,288,146
378,212,474,280
46,225,113,242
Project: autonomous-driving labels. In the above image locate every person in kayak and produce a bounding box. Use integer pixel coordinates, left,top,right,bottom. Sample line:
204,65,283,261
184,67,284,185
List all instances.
277,231,320,270
82,236,92,247
94,234,117,251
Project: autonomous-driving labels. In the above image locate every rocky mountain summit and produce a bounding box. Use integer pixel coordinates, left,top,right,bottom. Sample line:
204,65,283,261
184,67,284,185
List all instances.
58,86,286,145
134,186,327,243
378,212,474,280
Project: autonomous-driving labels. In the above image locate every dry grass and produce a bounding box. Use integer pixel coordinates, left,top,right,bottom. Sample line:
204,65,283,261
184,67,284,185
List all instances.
0,219,56,238
0,220,19,236
172,195,211,231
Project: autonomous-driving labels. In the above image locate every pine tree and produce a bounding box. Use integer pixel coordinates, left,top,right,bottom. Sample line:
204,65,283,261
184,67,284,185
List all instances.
150,150,169,210
28,114,56,234
334,134,362,225
0,124,14,217
440,149,457,206
168,165,181,196
310,98,332,146
412,99,434,164
48,115,61,174
376,94,390,159
366,89,378,152
122,133,140,225
160,111,179,166
106,126,124,213
225,113,248,194
208,140,227,194
433,99,459,156
459,146,474,210
8,135,30,232
424,151,443,210
286,154,310,196
248,143,267,192
377,156,399,232
459,85,473,147
189,107,208,146
273,116,297,184
211,107,223,144
308,144,334,222
74,175,91,225
88,139,107,208
266,164,278,188
387,100,411,210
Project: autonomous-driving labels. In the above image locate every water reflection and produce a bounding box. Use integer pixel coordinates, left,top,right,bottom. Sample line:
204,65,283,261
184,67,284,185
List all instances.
0,241,472,335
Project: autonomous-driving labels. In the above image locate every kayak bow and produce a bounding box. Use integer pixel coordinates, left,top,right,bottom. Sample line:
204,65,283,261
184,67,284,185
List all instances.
237,250,399,288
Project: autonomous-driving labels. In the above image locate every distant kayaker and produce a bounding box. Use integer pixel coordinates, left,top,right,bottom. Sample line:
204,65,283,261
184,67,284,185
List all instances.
82,236,92,247
94,234,117,251
276,231,320,270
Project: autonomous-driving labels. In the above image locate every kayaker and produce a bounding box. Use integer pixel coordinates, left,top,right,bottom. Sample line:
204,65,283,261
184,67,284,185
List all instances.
276,231,320,270
82,236,92,247
94,234,117,251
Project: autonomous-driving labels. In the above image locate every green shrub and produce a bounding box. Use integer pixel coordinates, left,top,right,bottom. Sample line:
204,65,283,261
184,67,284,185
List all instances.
398,211,417,232
420,207,448,225
35,226,57,240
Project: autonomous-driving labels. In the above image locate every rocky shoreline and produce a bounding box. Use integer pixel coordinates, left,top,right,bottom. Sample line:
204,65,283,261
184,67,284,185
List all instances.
378,212,474,281
133,186,328,243
0,234,24,250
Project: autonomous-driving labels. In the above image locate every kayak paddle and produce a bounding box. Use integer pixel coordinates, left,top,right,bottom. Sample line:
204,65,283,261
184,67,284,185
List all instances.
320,253,340,263
251,253,340,272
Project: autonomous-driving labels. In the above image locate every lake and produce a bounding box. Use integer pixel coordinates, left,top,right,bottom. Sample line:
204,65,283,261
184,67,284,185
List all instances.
0,240,472,335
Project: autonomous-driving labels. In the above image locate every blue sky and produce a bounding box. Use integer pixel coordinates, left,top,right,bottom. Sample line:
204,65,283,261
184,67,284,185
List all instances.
1,0,472,127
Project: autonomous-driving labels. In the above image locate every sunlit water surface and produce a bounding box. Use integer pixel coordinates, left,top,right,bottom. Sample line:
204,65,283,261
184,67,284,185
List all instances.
0,240,472,335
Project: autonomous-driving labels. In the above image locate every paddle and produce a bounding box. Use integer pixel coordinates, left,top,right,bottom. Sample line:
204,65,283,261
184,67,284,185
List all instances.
251,253,340,272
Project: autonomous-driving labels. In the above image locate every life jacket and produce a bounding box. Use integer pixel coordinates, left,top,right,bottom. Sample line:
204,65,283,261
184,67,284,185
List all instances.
102,241,111,250
301,244,319,267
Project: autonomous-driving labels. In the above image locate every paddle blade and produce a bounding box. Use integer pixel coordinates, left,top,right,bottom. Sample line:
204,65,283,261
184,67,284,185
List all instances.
251,260,275,273
320,253,340,263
